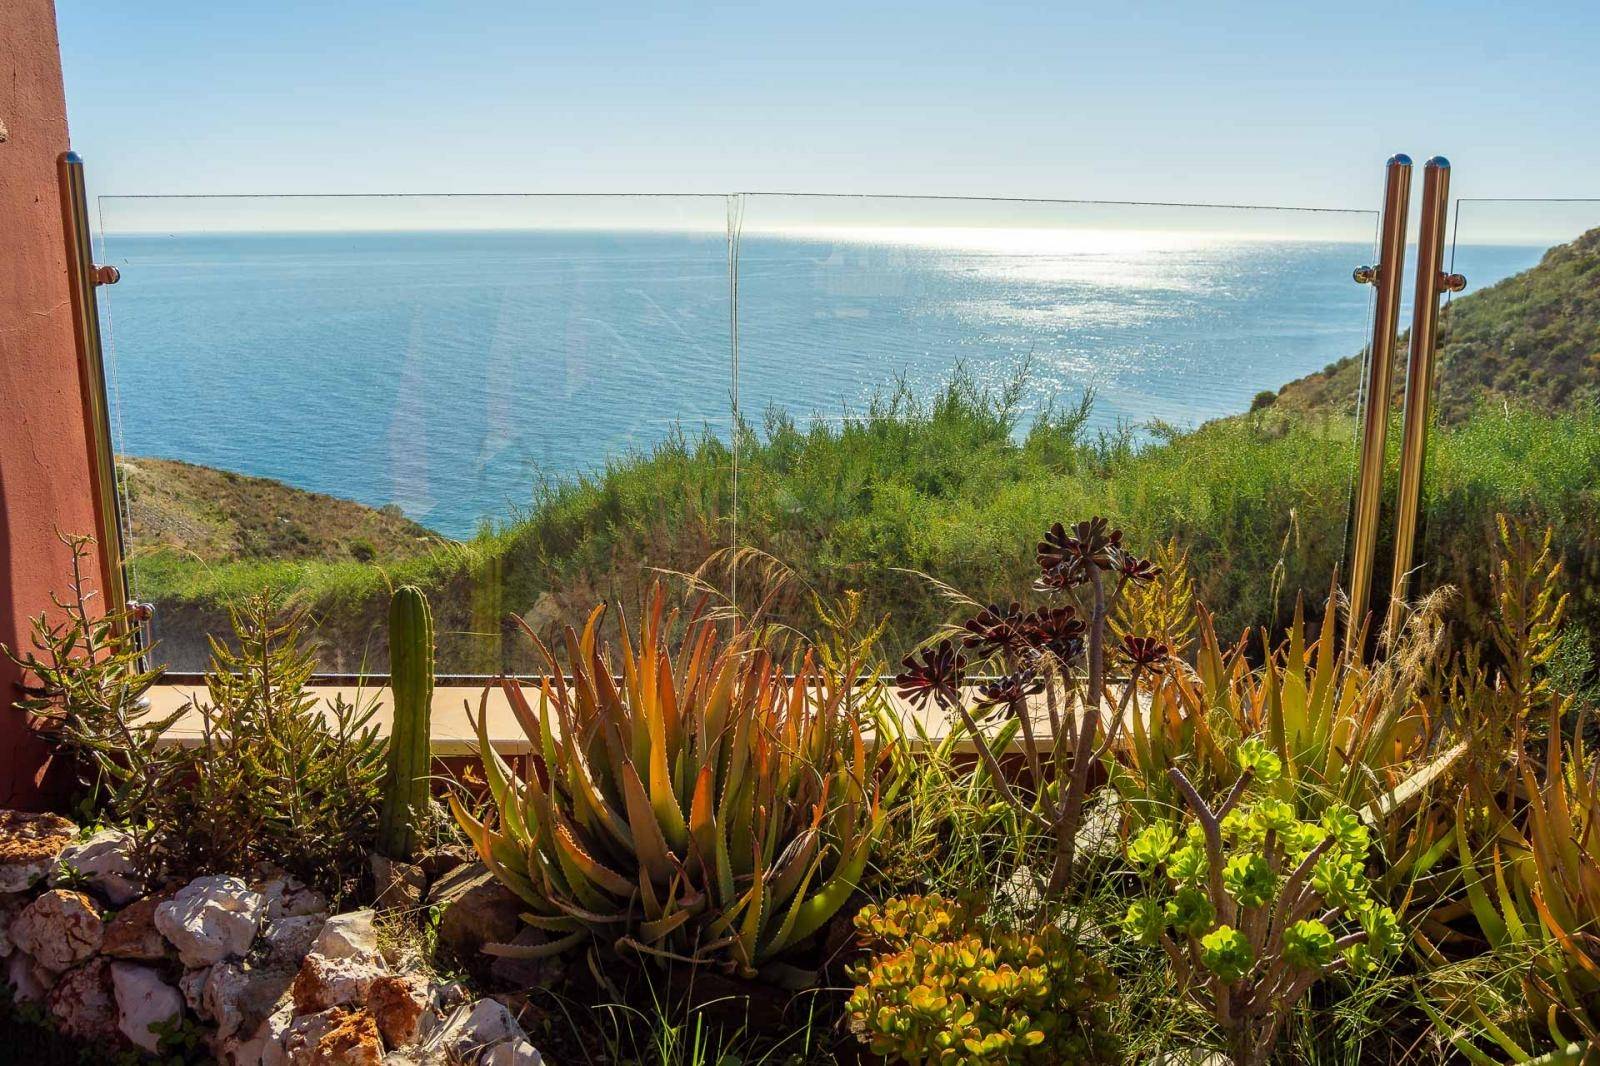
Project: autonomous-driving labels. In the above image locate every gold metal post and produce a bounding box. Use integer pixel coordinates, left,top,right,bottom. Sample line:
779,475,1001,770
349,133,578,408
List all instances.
1346,154,1412,627
57,151,131,629
1387,156,1465,630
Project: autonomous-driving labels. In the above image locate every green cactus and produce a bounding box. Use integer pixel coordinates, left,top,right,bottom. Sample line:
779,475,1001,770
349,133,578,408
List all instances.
377,585,434,859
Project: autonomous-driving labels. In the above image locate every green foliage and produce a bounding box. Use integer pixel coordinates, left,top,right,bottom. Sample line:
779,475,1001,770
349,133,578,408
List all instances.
149,591,386,896
132,384,1600,680
1125,761,1402,1066
377,585,435,860
4,534,178,843
452,587,898,976
846,894,1118,1065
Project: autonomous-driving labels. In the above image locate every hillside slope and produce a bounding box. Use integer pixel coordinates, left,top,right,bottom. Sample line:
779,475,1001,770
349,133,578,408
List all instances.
1271,226,1600,421
118,457,441,566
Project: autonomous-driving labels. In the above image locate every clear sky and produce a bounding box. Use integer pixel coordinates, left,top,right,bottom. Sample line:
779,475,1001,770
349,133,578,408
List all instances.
56,1,1600,217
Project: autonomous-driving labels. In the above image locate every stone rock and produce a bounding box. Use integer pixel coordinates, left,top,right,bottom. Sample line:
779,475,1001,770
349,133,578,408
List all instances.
221,998,296,1066
291,909,386,1013
417,844,472,884
5,948,48,1003
1071,794,1123,872
369,852,428,911
280,1008,341,1063
181,963,211,1013
10,888,104,971
481,1039,546,1066
47,956,119,1042
156,875,266,966
284,1007,384,1066
427,998,526,1061
256,873,329,920
261,913,326,965
382,1052,447,1066
431,864,523,966
366,972,432,1048
102,893,173,960
312,909,380,961
51,828,143,905
204,959,298,1041
292,950,386,1014
111,961,184,1054
0,809,77,892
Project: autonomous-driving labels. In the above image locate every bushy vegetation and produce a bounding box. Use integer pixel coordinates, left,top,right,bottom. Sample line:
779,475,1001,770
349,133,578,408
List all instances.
128,379,1600,676
6,540,387,899
15,509,1600,1063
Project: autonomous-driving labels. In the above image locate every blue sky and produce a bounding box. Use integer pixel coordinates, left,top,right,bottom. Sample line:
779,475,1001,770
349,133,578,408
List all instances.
56,1,1600,215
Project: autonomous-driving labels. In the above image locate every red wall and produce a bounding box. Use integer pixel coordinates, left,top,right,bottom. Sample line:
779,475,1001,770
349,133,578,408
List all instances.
0,0,100,807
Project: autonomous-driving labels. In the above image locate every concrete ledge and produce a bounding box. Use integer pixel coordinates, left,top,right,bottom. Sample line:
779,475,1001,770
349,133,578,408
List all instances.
145,682,1135,758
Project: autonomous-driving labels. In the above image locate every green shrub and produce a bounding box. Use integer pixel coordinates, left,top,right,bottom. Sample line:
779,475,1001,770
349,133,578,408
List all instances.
846,894,1119,1065
9,549,385,900
154,590,386,896
4,534,177,841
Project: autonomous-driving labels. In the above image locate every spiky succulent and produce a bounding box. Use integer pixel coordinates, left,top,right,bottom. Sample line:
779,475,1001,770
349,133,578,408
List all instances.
453,588,896,976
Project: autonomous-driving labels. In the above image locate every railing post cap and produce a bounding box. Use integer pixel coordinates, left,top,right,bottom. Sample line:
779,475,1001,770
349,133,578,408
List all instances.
1387,153,1413,167
1425,155,1451,169
62,149,84,165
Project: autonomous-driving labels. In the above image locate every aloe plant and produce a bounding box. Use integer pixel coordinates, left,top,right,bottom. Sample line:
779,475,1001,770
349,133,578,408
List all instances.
378,585,435,860
452,587,898,977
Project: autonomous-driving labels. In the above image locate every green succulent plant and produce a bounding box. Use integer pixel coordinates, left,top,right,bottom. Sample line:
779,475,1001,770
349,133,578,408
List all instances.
452,587,899,978
1120,750,1401,1066
848,894,1119,1065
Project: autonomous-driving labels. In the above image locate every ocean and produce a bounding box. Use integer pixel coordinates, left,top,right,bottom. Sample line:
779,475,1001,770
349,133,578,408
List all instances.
96,227,1543,540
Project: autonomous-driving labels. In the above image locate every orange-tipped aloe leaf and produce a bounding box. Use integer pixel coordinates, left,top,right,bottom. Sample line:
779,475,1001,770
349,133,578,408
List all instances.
620,759,677,886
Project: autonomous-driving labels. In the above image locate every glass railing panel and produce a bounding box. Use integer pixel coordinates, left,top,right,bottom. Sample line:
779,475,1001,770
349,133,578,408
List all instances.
728,194,1379,657
1415,199,1600,640
96,194,733,676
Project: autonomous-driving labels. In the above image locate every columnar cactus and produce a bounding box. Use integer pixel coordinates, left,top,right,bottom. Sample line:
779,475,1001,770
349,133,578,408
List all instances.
377,585,434,859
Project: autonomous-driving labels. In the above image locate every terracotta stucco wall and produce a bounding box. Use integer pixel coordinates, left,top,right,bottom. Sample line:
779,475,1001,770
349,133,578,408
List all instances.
0,0,99,807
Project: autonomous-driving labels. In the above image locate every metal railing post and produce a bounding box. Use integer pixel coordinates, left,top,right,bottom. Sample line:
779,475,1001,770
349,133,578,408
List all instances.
57,151,132,630
1347,154,1412,628
1387,156,1467,631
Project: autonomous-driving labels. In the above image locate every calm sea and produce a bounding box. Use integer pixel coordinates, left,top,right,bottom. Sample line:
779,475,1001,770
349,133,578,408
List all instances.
97,229,1541,540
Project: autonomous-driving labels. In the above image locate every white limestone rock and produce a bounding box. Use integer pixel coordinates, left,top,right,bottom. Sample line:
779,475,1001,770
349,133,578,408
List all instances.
261,913,325,965
47,956,119,1042
204,959,298,1041
309,909,379,961
5,949,49,1004
156,875,266,966
220,998,296,1066
256,873,330,920
481,1038,546,1066
110,961,184,1054
9,888,104,972
426,999,527,1061
290,909,387,1013
50,828,143,905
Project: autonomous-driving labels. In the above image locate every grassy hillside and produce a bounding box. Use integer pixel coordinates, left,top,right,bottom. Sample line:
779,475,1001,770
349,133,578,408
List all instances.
119,457,439,565
1271,225,1600,421
127,385,1600,674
